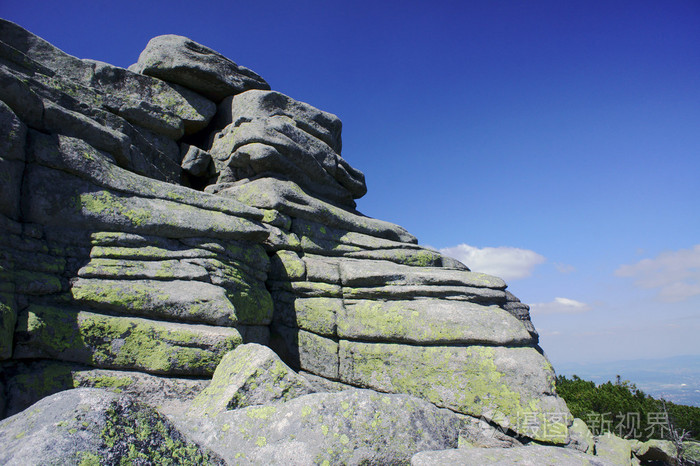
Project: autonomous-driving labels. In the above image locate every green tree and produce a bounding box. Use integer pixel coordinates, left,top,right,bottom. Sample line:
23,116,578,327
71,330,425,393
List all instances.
556,375,700,442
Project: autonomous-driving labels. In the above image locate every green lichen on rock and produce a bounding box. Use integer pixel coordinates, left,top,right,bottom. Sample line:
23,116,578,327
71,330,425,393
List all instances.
77,190,152,227
338,299,533,345
594,432,633,465
71,278,256,326
13,305,242,376
13,269,62,295
339,341,569,443
273,296,340,337
100,396,223,465
179,389,463,464
190,343,315,417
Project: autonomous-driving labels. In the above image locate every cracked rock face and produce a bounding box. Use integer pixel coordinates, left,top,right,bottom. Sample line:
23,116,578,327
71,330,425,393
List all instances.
1,18,572,462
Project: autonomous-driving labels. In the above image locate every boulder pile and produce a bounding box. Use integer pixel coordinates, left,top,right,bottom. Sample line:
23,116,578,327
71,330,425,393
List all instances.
0,19,644,464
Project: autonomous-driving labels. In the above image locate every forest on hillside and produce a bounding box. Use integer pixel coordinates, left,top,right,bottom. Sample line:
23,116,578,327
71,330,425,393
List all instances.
556,375,700,443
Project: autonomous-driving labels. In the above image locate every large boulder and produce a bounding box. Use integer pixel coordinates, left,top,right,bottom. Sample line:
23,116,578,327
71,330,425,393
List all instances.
177,388,465,465
0,388,223,465
129,34,270,101
189,343,316,416
594,433,634,465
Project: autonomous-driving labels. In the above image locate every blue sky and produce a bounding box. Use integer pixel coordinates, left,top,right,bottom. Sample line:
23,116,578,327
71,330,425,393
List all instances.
3,1,699,367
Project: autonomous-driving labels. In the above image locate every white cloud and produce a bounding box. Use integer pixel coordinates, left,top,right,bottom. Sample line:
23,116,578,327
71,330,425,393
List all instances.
438,244,545,280
530,297,591,316
615,244,700,302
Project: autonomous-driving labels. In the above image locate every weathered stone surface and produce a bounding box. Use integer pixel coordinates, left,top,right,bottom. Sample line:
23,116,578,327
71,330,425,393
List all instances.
272,294,340,337
24,165,268,242
218,89,343,153
88,233,272,274
1,20,216,140
210,116,365,206
129,34,270,101
177,389,465,465
0,100,26,162
411,445,614,466
630,438,677,464
0,388,224,465
341,283,507,302
0,157,25,220
2,360,208,417
0,292,16,360
181,143,213,177
0,19,92,81
190,343,315,416
70,278,265,326
268,279,343,298
339,299,534,345
88,59,216,137
0,67,44,127
13,305,243,376
683,441,700,464
1,22,576,459
76,257,208,279
215,177,416,243
457,414,524,449
29,132,270,224
272,325,339,379
339,341,569,443
303,254,342,284
594,433,634,465
339,258,504,289
569,417,596,454
504,290,539,338
293,217,441,255
269,249,307,281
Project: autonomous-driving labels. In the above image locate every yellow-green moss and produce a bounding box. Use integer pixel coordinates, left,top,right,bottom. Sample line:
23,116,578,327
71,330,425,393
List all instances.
78,191,152,227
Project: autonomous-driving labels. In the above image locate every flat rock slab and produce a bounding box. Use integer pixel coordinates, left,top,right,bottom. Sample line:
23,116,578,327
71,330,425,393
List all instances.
13,305,242,376
71,276,272,326
339,259,506,289
0,388,224,465
411,445,614,466
178,389,464,465
339,299,533,345
130,34,269,101
2,360,209,418
215,177,415,243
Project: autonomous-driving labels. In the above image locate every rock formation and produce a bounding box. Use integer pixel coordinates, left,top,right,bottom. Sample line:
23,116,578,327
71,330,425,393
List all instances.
0,18,638,464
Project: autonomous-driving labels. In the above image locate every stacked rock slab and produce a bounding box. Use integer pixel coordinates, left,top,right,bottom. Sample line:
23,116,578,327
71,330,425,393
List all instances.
0,18,569,445
0,19,275,413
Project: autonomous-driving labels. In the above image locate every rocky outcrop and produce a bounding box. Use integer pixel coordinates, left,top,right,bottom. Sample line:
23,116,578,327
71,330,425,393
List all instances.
1,18,582,462
128,34,270,101
0,388,224,465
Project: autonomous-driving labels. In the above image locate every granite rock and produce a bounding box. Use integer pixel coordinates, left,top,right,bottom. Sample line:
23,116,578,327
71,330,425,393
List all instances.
129,34,270,101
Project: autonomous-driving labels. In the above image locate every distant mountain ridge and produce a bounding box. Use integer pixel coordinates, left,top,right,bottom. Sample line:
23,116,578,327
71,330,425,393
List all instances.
555,354,700,407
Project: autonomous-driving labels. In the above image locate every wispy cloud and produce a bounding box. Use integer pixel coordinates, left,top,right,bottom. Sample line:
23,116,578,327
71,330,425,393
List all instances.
530,297,591,316
615,244,700,302
438,244,545,281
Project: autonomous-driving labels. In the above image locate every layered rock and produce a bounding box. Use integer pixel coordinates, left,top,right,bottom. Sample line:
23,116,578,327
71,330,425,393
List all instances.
0,20,274,417
1,18,575,461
